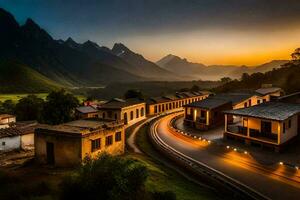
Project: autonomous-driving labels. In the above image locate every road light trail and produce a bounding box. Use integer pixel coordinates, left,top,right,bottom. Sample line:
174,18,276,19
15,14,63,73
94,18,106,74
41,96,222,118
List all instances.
151,113,300,200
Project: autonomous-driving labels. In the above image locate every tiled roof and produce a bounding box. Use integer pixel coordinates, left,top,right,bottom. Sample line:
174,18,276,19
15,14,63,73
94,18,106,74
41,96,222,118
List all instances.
183,97,230,110
255,87,282,96
0,121,38,138
224,102,300,121
213,93,253,105
99,98,145,109
76,106,98,114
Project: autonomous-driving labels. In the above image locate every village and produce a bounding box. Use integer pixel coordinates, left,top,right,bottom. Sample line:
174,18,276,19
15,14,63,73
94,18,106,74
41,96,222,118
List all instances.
1,84,300,168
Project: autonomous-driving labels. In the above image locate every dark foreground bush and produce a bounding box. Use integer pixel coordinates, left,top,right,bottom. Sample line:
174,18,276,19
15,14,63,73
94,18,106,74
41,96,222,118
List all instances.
60,153,176,200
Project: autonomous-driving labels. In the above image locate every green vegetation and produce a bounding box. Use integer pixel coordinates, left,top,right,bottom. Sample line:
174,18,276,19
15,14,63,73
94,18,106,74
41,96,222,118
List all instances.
214,49,300,94
60,153,175,200
0,90,80,124
0,60,63,93
132,124,216,200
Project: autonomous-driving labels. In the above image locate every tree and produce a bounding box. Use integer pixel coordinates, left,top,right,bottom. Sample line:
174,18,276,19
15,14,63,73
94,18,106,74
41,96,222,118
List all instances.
42,90,79,125
220,77,232,83
60,154,149,200
190,85,200,92
15,95,44,121
291,48,300,61
124,89,144,99
0,100,15,114
241,73,250,81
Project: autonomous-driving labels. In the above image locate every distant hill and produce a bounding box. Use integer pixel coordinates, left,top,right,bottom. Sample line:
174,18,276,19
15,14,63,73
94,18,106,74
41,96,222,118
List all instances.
214,61,300,94
112,44,183,80
0,60,62,93
157,54,288,80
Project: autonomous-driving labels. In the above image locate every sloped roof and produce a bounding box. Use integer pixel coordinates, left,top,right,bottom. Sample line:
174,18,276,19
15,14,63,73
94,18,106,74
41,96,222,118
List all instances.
99,98,145,109
213,93,253,105
184,97,230,110
76,106,98,114
0,121,38,138
224,102,300,121
255,87,282,96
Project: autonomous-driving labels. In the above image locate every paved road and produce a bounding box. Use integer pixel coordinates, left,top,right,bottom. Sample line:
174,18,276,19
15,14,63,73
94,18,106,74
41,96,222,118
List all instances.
155,114,300,200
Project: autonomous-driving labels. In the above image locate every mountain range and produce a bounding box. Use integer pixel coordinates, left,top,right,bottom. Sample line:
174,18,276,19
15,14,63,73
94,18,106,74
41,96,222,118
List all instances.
0,8,291,93
157,54,288,80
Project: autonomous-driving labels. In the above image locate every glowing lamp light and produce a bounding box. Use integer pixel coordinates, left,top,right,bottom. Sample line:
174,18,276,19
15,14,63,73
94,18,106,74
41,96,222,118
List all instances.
244,151,248,154
234,148,237,151
295,166,299,170
208,140,211,143
279,162,284,165
226,146,230,149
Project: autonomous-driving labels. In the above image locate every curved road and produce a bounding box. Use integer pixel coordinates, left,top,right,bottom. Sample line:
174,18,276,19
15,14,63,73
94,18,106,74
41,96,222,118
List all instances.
154,113,300,200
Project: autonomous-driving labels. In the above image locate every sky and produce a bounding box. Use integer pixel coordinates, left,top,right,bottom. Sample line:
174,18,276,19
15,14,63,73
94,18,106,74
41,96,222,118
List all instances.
1,0,300,65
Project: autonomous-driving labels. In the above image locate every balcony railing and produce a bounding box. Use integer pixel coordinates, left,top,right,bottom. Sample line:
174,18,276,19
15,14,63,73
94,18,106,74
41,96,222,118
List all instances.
249,129,278,142
227,125,247,136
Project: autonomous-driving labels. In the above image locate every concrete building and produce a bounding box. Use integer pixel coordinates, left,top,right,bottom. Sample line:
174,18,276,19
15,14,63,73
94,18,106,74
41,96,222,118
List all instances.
0,121,37,151
147,91,211,115
75,105,99,119
98,98,146,127
224,102,300,151
234,87,284,109
183,93,254,130
35,119,125,167
0,114,16,129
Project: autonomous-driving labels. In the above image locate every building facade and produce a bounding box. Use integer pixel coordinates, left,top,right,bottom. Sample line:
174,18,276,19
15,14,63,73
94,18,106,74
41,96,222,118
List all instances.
0,114,16,129
224,102,300,151
35,119,125,167
98,98,146,127
75,105,99,119
147,91,211,115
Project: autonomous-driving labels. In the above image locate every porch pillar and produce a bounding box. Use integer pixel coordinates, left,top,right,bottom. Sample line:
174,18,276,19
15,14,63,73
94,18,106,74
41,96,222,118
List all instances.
206,111,209,126
225,114,228,132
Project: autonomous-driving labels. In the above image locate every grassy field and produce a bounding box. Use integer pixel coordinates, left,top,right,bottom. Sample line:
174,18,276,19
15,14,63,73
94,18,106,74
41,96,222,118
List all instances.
0,93,86,103
131,124,217,200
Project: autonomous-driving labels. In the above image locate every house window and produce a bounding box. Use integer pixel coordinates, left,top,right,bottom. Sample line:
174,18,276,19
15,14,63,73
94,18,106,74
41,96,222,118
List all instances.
102,112,106,119
257,100,261,104
248,99,252,106
141,107,144,116
115,132,122,142
166,104,168,110
263,99,267,103
283,123,286,134
158,105,161,112
136,109,139,118
288,120,292,128
91,138,101,152
176,102,178,108
162,104,165,112
105,135,113,146
2,141,5,146
130,111,134,120
114,113,118,119
154,105,157,113
169,103,172,109
244,102,247,108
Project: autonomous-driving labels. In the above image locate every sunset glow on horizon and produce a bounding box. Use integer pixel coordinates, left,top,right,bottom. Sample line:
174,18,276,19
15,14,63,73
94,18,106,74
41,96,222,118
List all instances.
2,0,300,65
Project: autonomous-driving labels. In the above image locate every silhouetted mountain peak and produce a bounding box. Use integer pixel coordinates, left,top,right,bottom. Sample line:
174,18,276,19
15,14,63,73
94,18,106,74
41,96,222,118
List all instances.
21,18,52,41
64,37,80,48
112,43,131,56
0,8,19,28
82,40,101,50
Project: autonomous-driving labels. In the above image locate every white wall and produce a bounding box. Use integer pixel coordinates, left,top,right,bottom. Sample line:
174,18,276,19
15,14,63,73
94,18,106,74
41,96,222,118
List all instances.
0,136,20,151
